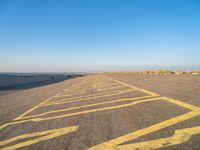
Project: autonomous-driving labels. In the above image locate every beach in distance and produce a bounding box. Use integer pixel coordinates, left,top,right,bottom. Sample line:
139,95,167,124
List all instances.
1,0,200,149
0,72,85,93
1,72,200,150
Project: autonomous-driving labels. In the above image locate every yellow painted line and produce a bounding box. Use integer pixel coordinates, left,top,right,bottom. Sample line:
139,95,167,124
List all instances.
117,126,200,150
87,111,199,150
12,77,119,121
0,125,79,150
62,83,120,93
57,90,87,97
105,76,159,96
103,76,200,111
164,97,200,112
95,85,127,91
18,96,154,120
54,87,132,99
41,89,137,106
0,79,84,130
13,93,62,121
62,88,90,94
0,97,162,129
59,85,127,97
2,75,200,150
64,88,68,91
58,83,121,97
0,124,9,130
46,89,135,103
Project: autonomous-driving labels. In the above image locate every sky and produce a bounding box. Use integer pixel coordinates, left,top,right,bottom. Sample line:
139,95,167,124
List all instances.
0,0,200,72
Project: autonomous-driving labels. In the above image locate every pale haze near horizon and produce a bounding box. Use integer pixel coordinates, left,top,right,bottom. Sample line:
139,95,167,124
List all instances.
0,0,200,72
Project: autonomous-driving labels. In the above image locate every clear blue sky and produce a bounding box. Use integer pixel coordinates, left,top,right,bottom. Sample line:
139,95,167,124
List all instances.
0,0,200,72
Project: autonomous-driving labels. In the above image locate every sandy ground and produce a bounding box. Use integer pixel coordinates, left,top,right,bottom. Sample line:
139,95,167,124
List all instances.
0,74,200,150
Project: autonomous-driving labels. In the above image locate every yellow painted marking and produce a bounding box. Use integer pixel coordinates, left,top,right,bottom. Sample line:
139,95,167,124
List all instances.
87,95,200,150
61,85,126,96
19,96,153,120
88,111,199,150
164,97,200,112
8,78,104,125
102,76,200,112
1,76,200,150
62,89,88,95
0,126,79,150
117,126,200,150
42,89,137,106
95,85,127,91
0,97,162,129
105,76,159,96
0,124,8,130
54,87,132,98
62,83,120,93
64,88,68,91
57,90,87,97
14,93,62,121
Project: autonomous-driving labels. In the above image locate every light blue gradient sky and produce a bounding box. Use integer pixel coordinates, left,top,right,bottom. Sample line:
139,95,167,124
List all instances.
0,0,200,72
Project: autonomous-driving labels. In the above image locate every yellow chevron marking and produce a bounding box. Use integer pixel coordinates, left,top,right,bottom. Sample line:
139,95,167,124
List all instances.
0,97,161,129
42,89,137,106
1,76,200,150
18,95,153,120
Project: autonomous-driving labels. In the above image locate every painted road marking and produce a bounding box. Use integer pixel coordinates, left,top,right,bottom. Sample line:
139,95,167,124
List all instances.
17,79,124,116
16,95,154,120
87,76,200,150
13,93,62,121
0,78,137,130
57,90,87,97
0,126,78,150
116,126,200,149
0,96,161,129
54,87,131,98
1,75,200,150
105,76,159,96
59,85,127,97
63,82,120,93
93,85,127,92
88,111,200,149
41,89,137,106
